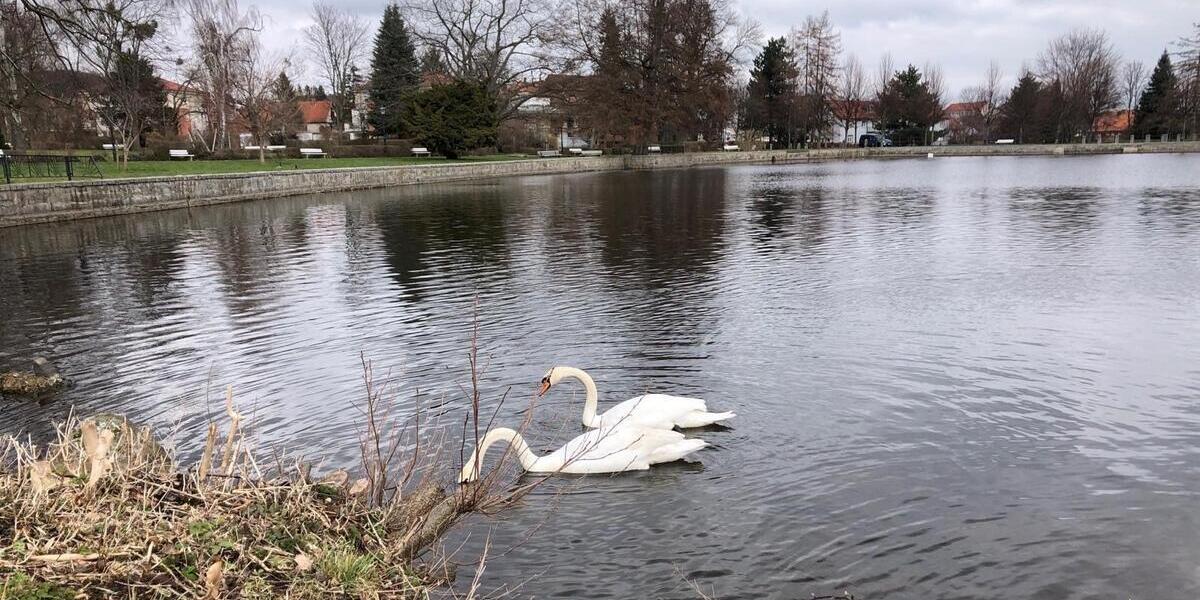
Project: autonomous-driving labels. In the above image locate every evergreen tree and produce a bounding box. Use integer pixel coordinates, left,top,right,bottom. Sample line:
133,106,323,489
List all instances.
420,47,446,76
875,65,939,146
271,71,302,142
999,72,1042,143
274,71,296,102
745,38,797,147
1133,50,1179,137
368,4,420,138
403,81,497,158
314,85,328,100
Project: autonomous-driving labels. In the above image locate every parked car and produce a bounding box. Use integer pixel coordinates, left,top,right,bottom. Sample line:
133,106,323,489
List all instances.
858,133,892,147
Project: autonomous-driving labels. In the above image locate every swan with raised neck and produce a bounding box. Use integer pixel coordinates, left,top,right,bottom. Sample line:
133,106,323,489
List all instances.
538,366,603,427
537,365,736,430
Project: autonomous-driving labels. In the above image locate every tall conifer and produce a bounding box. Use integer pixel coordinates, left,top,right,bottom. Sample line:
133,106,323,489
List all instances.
1133,50,1179,137
368,4,420,138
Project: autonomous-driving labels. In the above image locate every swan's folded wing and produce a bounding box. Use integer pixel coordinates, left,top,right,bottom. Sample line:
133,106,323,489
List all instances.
640,394,708,413
560,447,650,473
600,395,707,429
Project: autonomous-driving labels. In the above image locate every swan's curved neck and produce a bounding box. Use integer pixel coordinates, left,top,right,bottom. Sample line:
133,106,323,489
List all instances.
461,427,539,481
558,367,601,427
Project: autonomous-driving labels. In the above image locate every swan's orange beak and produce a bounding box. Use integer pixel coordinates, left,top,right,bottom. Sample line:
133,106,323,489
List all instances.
537,379,551,397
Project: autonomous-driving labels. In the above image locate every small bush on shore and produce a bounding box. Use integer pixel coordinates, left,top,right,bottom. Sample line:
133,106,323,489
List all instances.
0,363,522,598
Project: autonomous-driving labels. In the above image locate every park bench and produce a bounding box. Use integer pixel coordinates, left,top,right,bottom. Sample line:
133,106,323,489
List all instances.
411,147,431,157
245,145,287,157
995,139,1015,145
101,143,117,151
300,148,327,158
537,150,561,158
567,147,583,155
169,149,194,161
647,145,661,153
581,150,603,156
722,144,739,151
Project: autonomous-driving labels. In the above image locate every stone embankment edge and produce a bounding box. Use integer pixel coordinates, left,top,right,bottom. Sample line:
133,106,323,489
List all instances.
2,143,1197,227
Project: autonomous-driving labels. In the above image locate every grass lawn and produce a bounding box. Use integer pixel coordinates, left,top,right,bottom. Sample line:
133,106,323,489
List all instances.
93,154,527,179
1,154,530,183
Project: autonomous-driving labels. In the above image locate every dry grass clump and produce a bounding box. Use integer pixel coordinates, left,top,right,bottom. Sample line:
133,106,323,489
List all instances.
0,368,521,599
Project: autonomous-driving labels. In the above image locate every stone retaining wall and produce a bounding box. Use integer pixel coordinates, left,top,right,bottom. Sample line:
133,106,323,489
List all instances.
0,151,791,227
2,144,1196,227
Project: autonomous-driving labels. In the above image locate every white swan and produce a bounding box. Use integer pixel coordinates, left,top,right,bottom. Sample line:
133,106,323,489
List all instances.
459,426,706,482
537,366,735,430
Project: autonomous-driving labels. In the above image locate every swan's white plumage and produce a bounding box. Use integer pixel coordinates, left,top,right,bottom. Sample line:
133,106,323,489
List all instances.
459,426,706,482
542,367,736,430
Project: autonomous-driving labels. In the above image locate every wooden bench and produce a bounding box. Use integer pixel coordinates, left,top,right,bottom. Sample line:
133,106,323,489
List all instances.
101,143,117,151
300,148,327,158
537,150,561,158
567,147,583,155
995,139,1015,145
581,149,602,156
243,145,261,151
411,147,431,157
169,149,194,160
267,145,286,152
647,145,661,153
722,144,739,151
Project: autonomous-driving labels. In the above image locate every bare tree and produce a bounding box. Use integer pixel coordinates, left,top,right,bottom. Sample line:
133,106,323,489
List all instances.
11,0,173,161
234,41,291,163
790,10,841,146
556,0,757,147
304,1,370,139
960,60,1006,142
185,0,262,152
875,52,894,96
12,0,172,74
1176,23,1200,137
923,61,947,144
1121,60,1147,116
1038,28,1119,140
96,50,169,167
404,0,555,122
0,1,58,149
837,53,867,144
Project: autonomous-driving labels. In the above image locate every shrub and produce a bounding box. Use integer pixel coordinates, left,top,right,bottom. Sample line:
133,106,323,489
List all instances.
404,81,497,159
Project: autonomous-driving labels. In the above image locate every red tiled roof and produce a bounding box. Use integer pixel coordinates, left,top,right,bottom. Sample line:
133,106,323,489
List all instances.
945,101,986,114
159,78,183,92
1094,109,1133,134
298,100,332,124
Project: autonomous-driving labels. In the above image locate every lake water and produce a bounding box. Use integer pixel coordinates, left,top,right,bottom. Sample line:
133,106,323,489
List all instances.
2,155,1200,599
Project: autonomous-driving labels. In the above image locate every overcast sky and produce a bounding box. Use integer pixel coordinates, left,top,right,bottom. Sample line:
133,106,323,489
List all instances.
244,0,1197,99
